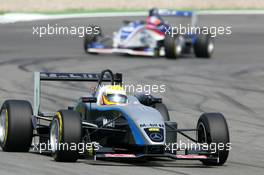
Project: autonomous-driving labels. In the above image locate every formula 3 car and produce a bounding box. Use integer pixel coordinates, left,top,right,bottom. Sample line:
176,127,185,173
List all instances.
0,70,229,165
84,8,215,59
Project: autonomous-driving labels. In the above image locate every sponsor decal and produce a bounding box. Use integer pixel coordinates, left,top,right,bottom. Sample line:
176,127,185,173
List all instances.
140,123,165,128
148,128,160,132
149,132,163,142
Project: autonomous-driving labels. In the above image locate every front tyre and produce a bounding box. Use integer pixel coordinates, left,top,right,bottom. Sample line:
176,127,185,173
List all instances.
197,113,230,166
0,100,33,152
164,34,183,59
50,110,82,162
83,26,102,54
84,33,98,54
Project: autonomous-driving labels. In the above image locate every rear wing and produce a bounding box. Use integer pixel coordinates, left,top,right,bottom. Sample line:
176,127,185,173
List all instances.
33,72,122,116
155,9,197,27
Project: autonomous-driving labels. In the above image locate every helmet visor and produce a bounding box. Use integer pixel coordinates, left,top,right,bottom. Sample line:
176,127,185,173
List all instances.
106,94,127,104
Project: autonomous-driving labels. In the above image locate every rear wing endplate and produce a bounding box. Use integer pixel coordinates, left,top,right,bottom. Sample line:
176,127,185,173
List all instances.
33,72,122,116
156,9,197,27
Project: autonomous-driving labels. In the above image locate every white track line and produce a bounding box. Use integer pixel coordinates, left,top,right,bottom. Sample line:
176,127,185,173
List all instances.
1,10,264,24
0,12,146,24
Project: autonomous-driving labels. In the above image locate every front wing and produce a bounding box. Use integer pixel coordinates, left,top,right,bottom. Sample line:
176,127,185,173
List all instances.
87,48,165,57
95,152,219,162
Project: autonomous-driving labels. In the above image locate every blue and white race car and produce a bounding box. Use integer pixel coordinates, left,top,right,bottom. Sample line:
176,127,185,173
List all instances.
84,8,215,59
0,70,229,165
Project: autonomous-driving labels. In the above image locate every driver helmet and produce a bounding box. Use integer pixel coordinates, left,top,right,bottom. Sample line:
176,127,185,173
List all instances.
146,16,162,26
99,85,128,105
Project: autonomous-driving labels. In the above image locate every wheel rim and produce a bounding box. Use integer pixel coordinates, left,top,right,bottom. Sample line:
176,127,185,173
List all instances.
0,109,7,144
175,44,182,55
50,118,59,153
197,122,207,143
207,40,214,55
174,36,183,55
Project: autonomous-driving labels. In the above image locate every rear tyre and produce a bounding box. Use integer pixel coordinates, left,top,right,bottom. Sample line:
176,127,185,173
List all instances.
164,34,182,59
50,110,82,162
194,34,214,58
197,113,230,166
0,100,33,152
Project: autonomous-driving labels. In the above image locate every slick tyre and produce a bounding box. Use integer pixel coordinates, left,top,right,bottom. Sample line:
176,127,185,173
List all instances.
50,110,82,162
0,100,33,152
194,34,214,58
84,26,102,54
84,33,98,54
164,34,182,59
197,113,230,166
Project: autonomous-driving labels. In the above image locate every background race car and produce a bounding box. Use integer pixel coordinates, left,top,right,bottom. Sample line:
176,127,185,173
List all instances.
84,8,215,59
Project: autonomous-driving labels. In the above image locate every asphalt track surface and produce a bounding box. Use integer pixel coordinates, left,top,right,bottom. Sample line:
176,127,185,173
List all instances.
0,14,264,175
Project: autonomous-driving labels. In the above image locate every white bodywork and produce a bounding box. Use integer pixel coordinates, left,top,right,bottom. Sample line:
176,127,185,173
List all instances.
113,24,164,49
